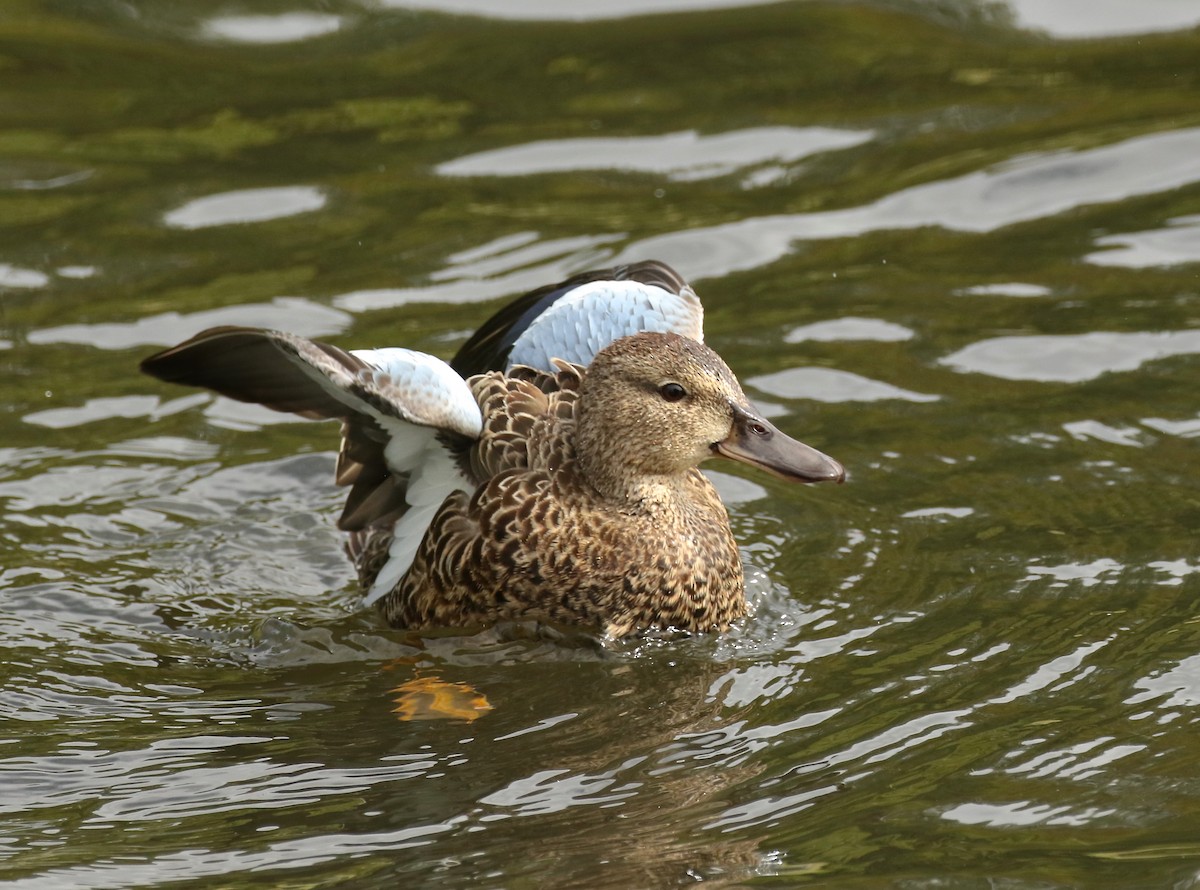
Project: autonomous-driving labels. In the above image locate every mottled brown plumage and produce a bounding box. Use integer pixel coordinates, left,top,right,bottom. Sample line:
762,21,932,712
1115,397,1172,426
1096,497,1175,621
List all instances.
360,332,843,638
141,316,844,639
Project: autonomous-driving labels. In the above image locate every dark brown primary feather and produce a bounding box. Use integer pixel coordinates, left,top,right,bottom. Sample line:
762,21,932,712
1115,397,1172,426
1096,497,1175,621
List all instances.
140,326,369,420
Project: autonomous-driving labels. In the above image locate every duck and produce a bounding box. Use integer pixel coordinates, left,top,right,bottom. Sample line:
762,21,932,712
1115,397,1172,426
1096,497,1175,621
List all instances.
140,261,844,638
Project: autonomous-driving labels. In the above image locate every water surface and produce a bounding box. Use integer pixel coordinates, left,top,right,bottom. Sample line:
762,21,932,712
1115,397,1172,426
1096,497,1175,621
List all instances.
2,1,1199,887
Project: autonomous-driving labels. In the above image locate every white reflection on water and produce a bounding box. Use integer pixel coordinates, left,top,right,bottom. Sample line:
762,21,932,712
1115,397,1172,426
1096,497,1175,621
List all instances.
611,127,1200,279
376,0,788,20
0,586,169,673
1142,415,1200,438
941,329,1200,383
437,127,873,181
703,662,799,710
1085,214,1200,268
707,784,839,834
1128,654,1200,707
0,263,49,288
956,282,1052,298
1024,558,1123,588
378,0,1200,35
202,13,344,43
999,738,1144,782
748,366,939,403
706,708,973,832
202,397,309,431
901,507,975,520
56,265,97,279
0,736,275,816
163,186,326,230
990,638,1112,706
334,233,620,312
0,461,181,511
1147,559,1200,586
480,761,643,816
6,168,92,190
4,819,462,890
1008,0,1200,38
704,469,768,505
28,296,351,349
784,317,913,343
103,436,220,461
667,710,840,774
1062,420,1145,447
942,801,1117,828
92,756,437,822
427,230,616,282
24,394,208,429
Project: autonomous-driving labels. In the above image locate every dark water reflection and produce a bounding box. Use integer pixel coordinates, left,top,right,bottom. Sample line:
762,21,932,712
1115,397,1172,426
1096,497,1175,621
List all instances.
3,0,1200,887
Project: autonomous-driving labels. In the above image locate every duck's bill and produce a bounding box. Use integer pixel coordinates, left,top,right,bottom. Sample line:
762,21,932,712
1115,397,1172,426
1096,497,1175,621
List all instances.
714,405,845,484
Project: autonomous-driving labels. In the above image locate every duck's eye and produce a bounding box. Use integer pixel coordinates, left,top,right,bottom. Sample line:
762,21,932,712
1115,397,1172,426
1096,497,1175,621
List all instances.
659,382,687,402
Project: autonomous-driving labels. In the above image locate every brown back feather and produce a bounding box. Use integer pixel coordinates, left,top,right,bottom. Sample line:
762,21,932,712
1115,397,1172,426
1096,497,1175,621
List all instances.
466,361,583,480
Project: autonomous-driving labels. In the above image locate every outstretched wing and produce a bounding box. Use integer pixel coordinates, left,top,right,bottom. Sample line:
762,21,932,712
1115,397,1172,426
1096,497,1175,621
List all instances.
140,326,482,534
141,327,481,435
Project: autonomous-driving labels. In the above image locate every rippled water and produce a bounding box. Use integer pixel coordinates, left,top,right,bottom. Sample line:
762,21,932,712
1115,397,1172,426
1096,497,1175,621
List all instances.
3,1,1200,887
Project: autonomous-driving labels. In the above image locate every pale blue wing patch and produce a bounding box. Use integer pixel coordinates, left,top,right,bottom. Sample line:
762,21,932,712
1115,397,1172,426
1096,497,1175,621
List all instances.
506,280,704,371
351,347,483,438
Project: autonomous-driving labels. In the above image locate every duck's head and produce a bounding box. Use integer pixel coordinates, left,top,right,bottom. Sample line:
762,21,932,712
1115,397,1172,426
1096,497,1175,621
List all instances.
575,332,844,498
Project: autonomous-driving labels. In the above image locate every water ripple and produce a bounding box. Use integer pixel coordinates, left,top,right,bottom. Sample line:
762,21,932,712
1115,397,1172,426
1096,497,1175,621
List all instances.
611,127,1200,278
1128,654,1200,709
4,819,464,890
163,186,326,229
202,13,344,44
1086,213,1200,268
942,801,1117,827
749,367,940,403
28,296,350,350
941,329,1200,383
437,127,873,181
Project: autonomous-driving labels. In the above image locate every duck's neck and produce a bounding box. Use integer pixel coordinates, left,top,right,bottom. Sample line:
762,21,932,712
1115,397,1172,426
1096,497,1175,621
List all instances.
573,424,685,510
594,469,686,511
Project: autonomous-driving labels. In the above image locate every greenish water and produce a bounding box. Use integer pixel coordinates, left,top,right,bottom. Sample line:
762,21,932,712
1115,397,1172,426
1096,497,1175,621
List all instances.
3,1,1200,886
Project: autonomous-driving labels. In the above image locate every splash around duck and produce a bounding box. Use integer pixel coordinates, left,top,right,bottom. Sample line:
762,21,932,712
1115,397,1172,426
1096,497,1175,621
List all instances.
140,262,844,639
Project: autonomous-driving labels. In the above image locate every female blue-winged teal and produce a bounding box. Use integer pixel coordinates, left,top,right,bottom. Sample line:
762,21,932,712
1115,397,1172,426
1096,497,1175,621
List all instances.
141,261,844,638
